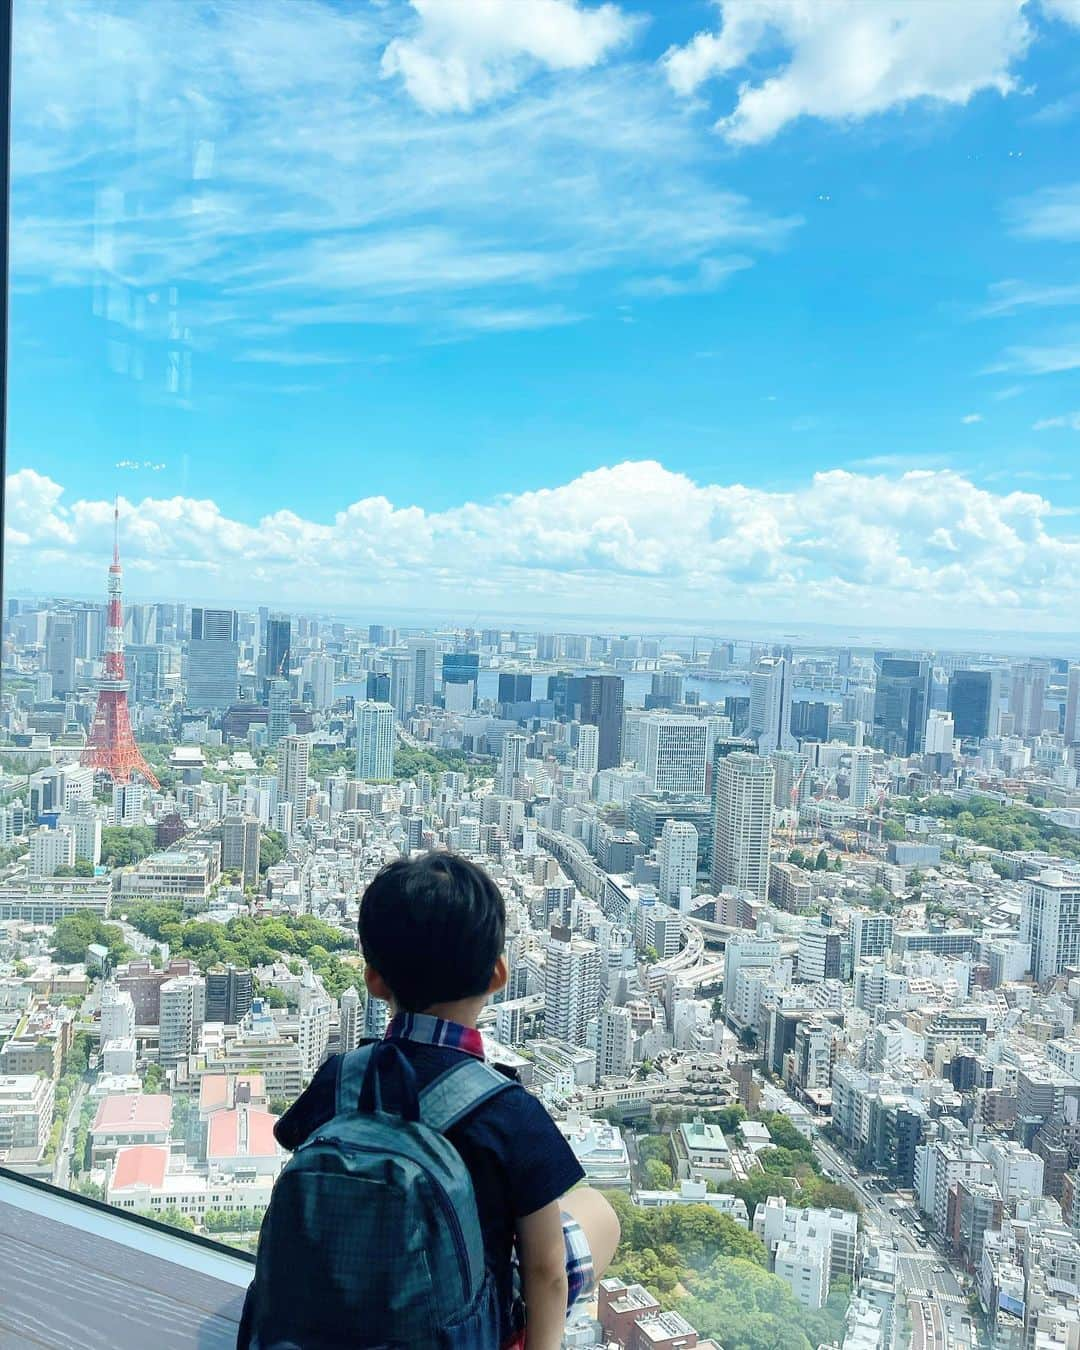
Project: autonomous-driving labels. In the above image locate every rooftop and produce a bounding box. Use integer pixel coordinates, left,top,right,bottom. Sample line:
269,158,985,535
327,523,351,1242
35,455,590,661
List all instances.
112,1144,169,1192
93,1092,173,1133
207,1107,279,1160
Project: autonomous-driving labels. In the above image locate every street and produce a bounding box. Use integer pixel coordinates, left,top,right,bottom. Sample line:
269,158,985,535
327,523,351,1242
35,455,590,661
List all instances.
53,1077,89,1190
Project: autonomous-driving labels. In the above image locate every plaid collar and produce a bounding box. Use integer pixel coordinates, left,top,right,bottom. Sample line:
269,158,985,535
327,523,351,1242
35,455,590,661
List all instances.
384,1011,485,1060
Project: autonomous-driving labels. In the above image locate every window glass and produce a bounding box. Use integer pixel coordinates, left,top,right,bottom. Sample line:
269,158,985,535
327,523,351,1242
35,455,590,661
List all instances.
3,4,1079,1349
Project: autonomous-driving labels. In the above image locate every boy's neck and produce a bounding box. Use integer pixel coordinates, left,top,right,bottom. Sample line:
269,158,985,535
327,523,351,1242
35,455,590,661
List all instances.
406,996,487,1029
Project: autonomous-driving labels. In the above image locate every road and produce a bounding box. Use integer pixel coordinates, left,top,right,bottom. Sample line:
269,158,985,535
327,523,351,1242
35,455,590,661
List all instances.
54,1077,89,1190
811,1133,977,1350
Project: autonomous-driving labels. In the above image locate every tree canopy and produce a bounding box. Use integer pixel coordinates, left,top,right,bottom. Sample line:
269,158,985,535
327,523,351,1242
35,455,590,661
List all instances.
895,793,1080,859
101,825,158,868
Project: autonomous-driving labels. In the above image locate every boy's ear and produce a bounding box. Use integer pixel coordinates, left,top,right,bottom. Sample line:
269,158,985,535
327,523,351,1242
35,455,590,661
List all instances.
486,955,509,995
364,964,394,1004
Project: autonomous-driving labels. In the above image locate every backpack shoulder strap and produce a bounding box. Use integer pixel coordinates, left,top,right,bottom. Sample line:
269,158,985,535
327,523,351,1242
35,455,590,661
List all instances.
418,1058,516,1134
335,1043,376,1116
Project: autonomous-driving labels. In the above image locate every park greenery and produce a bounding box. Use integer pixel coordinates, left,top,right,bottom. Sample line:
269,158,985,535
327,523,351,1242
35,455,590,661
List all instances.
393,745,477,782
604,1192,849,1350
100,825,158,868
894,793,1080,859
46,1031,93,1163
52,912,133,964
118,903,366,998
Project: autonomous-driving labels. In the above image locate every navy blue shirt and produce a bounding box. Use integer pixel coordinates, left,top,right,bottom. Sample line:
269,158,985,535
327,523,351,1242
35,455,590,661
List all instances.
275,1041,585,1341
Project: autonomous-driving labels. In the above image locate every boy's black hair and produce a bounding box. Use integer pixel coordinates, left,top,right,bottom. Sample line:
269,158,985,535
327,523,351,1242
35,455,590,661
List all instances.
358,851,506,1012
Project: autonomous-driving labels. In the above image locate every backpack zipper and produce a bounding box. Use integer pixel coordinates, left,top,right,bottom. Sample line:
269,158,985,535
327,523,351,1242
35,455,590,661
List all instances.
308,1135,474,1305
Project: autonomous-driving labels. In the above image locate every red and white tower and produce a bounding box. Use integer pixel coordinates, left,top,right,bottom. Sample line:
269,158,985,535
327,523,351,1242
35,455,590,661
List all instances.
80,502,160,789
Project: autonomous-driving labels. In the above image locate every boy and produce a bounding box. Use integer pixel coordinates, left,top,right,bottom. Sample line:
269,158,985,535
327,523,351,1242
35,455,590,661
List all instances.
275,851,621,1349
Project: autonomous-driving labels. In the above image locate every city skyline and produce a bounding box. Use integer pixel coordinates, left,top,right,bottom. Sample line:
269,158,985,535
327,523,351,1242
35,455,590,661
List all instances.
4,0,1080,631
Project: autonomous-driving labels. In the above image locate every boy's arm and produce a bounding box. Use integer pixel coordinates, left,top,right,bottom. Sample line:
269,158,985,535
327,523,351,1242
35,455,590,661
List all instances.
516,1199,569,1350
273,1055,338,1150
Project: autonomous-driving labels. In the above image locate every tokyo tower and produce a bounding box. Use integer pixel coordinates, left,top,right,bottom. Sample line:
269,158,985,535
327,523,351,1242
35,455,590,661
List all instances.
80,502,160,789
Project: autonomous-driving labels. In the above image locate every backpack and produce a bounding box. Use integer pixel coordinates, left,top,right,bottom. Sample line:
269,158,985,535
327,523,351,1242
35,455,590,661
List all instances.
242,1040,514,1350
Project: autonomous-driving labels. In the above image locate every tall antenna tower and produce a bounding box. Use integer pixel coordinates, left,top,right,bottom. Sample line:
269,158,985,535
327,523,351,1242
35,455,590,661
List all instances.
80,500,160,789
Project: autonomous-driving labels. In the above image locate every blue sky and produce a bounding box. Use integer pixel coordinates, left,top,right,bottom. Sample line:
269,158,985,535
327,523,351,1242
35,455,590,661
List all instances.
5,0,1080,629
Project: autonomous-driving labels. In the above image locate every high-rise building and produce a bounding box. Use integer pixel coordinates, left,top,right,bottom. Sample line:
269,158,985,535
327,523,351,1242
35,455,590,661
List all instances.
221,813,261,889
407,639,439,710
851,911,894,961
658,819,699,908
187,633,240,710
28,826,76,877
849,747,874,809
45,615,77,696
355,701,396,781
1009,660,1050,739
790,701,831,742
306,654,336,710
536,634,561,662
797,915,842,983
644,671,684,711
190,608,238,642
1021,869,1080,981
205,964,253,1024
339,986,363,1053
749,658,796,755
366,671,391,703
159,974,206,1068
1065,666,1080,744
544,924,600,1046
640,714,709,795
575,724,599,777
580,675,624,770
389,654,413,722
548,672,584,722
498,673,533,707
126,644,165,703
924,710,955,757
498,733,527,797
263,615,291,697
948,668,1000,742
595,1003,633,1084
873,657,931,757
442,653,479,712
267,678,292,746
709,751,774,901
276,736,311,832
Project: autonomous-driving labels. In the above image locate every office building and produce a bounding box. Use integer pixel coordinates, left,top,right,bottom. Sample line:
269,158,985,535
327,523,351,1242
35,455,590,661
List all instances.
267,678,292,746
408,639,438,710
191,608,238,642
498,673,533,707
850,911,894,962
498,733,527,797
640,714,709,795
749,657,796,755
1009,660,1050,738
205,965,254,1025
126,643,165,703
355,701,396,781
723,932,784,1029
580,675,624,770
644,671,684,710
790,700,830,742
575,724,599,777
658,819,698,908
872,657,930,757
544,924,601,1046
797,916,842,983
547,672,584,722
306,654,335,711
948,668,999,742
1021,868,1080,982
263,614,291,696
441,653,479,713
0,1074,56,1161
276,736,311,831
187,624,240,710
754,1196,857,1310
849,746,874,808
221,814,260,889
595,1004,633,1083
389,654,412,722
924,710,955,756
28,826,76,877
366,671,391,703
45,615,77,696
709,750,774,901
339,987,363,1053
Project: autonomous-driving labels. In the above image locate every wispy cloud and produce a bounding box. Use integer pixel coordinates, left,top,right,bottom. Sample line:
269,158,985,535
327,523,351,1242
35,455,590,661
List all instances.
238,349,355,366
1007,183,1080,243
986,337,1080,376
1034,412,1080,431
961,413,983,424
976,278,1080,318
624,254,753,297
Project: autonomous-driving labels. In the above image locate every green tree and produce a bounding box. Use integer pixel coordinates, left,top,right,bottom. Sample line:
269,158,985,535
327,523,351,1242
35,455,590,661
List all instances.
882,819,906,841
100,825,158,867
814,848,829,870
259,830,287,874
644,1158,674,1189
787,848,806,868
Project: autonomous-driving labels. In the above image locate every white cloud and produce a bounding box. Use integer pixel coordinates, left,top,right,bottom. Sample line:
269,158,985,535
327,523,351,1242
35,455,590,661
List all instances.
988,338,1080,375
1007,183,1080,242
9,461,1080,629
961,413,983,424
663,0,1031,145
1034,412,1080,430
977,279,1080,317
624,254,753,297
382,0,636,113
1041,0,1080,24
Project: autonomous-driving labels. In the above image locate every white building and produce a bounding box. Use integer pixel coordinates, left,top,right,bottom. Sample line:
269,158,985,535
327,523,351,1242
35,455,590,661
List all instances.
28,826,76,877
544,925,601,1047
914,1136,992,1232
276,735,311,831
111,782,146,827
709,752,774,901
672,1117,732,1183
355,701,396,781
658,820,698,909
557,1113,631,1190
640,715,709,795
724,931,784,1028
924,710,955,756
750,658,797,755
575,724,599,778
851,911,894,962
754,1195,857,1309
99,986,136,1045
595,1003,633,1084
159,975,206,1069
1020,869,1080,982
0,1074,55,1160
498,734,528,797
339,987,363,1053
849,747,874,809
981,1138,1044,1204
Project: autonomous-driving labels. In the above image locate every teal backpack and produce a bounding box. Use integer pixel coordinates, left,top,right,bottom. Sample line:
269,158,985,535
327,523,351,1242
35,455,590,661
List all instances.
243,1041,513,1349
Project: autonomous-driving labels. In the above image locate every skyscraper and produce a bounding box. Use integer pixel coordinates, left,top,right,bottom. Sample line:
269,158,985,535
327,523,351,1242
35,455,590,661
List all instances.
1065,666,1080,744
948,668,999,742
498,673,533,706
580,675,624,770
658,819,699,908
640,714,709,794
366,671,391,703
389,654,412,722
187,611,240,710
45,615,76,696
222,813,261,889
407,639,438,710
849,746,874,809
264,614,291,697
1021,869,1080,981
595,1003,633,1083
205,964,254,1024
872,657,931,757
749,657,796,755
1009,661,1050,739
276,736,311,831
306,654,336,710
339,986,363,1053
159,974,206,1068
709,751,774,901
355,701,396,781
644,671,684,711
498,733,527,796
575,724,599,777
442,652,479,712
268,678,292,746
190,608,238,642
